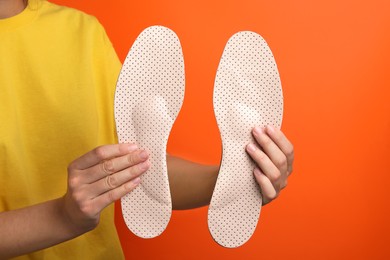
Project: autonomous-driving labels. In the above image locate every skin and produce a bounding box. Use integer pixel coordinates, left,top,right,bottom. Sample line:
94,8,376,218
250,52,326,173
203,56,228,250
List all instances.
0,1,295,258
0,0,26,18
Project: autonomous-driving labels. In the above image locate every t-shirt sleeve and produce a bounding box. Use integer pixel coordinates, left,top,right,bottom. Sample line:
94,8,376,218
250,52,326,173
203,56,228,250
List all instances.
90,17,122,144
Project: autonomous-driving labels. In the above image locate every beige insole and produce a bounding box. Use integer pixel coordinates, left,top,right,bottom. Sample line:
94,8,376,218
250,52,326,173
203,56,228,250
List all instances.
209,31,283,248
114,26,185,238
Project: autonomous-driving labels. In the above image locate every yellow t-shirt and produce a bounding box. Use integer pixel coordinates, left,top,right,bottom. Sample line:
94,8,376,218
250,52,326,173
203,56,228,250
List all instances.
0,0,124,259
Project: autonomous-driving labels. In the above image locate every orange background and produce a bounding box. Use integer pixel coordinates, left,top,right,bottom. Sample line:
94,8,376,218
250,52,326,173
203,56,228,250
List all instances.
53,0,390,259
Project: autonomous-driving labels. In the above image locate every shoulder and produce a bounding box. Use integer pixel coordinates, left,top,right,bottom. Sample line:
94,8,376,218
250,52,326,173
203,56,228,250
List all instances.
38,1,104,32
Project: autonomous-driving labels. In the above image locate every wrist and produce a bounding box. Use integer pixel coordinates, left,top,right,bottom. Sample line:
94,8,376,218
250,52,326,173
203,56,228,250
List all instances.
57,196,97,237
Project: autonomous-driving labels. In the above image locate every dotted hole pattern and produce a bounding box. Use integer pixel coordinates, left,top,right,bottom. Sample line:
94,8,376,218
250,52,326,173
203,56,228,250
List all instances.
114,26,185,238
208,31,283,248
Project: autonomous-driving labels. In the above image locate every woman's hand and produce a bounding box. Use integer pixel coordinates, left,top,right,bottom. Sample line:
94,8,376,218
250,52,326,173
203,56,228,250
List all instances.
246,125,294,205
0,143,150,258
62,143,150,233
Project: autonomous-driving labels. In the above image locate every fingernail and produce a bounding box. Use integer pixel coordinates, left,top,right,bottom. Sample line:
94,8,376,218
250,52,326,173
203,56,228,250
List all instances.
139,150,148,160
128,143,138,152
253,126,264,136
266,125,275,133
132,177,141,185
247,143,256,152
139,161,150,171
254,168,262,176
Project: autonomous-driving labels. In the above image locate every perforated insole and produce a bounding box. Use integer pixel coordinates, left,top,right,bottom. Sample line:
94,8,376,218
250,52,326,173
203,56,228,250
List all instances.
114,26,185,238
208,31,283,248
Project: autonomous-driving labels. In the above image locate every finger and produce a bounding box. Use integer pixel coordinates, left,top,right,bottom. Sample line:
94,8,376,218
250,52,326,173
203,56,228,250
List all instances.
252,126,288,175
264,125,294,175
88,160,150,198
253,168,278,205
92,177,142,210
246,143,282,189
70,143,138,170
84,149,149,184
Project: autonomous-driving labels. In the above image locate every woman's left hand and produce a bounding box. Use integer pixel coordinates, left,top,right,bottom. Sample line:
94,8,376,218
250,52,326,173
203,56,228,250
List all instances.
246,125,294,205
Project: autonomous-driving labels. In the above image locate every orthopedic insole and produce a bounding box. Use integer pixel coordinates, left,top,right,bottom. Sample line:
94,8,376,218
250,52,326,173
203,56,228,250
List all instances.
208,31,283,248
114,26,185,238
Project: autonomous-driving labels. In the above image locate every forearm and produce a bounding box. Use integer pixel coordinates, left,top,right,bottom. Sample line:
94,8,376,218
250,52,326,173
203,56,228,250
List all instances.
0,198,85,259
0,144,149,259
167,155,219,210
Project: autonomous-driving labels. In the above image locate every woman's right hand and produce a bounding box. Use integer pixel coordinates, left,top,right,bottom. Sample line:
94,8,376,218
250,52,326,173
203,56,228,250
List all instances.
62,143,150,233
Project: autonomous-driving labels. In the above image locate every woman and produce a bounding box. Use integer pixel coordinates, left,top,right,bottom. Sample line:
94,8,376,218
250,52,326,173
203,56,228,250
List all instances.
0,0,294,258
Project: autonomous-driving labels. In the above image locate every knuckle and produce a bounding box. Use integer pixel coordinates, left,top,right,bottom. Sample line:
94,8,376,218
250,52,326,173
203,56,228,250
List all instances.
261,136,272,147
105,175,117,189
129,166,142,178
107,189,119,203
129,166,140,178
288,166,294,175
274,132,284,143
94,146,106,160
68,176,81,190
270,169,282,182
102,159,115,174
257,151,267,162
107,183,135,204
286,144,295,160
275,155,288,170
79,201,94,217
118,144,128,154
263,136,273,146
286,160,294,175
281,180,288,189
71,190,84,204
126,153,135,165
